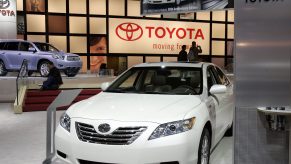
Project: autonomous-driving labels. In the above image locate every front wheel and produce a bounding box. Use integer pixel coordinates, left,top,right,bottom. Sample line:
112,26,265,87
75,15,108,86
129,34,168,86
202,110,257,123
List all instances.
38,61,50,77
64,69,78,77
0,61,8,76
198,128,211,164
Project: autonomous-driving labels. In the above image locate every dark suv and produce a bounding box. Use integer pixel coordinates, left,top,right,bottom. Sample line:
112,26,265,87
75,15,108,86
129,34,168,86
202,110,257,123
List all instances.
0,39,82,77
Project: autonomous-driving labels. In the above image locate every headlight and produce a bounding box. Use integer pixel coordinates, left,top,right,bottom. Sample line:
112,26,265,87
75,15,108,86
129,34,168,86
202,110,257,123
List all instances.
52,54,64,60
60,113,71,132
149,117,195,140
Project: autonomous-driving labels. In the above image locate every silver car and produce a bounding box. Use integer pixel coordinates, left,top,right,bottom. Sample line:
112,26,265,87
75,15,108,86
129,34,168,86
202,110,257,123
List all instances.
0,39,82,77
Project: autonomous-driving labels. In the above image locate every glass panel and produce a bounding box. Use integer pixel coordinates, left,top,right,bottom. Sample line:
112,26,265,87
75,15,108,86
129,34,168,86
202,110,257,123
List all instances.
49,36,67,52
146,57,160,63
212,41,225,56
212,58,225,70
146,15,161,18
89,36,107,73
48,0,66,13
26,0,45,12
212,10,225,21
128,56,143,68
89,0,106,15
80,56,88,73
27,15,45,32
70,17,87,33
228,9,234,22
228,24,234,39
17,15,25,35
109,0,125,16
90,18,106,34
212,24,225,38
70,36,87,53
180,13,194,20
163,57,177,62
196,11,210,20
17,0,23,11
69,0,86,14
27,35,46,42
48,16,67,33
128,0,141,17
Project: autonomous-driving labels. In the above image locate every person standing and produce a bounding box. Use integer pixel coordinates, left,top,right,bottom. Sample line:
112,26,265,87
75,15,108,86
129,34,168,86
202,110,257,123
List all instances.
177,45,188,62
41,61,63,90
188,41,202,61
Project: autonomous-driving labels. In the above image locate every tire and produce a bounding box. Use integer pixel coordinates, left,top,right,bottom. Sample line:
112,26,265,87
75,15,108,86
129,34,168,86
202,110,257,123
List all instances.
38,61,50,77
176,0,181,5
64,68,78,77
0,60,8,76
225,123,233,137
198,128,211,164
28,71,34,76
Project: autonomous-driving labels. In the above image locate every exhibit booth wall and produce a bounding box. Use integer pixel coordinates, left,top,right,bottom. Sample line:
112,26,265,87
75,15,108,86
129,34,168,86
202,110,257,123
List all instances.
16,0,234,74
0,0,17,39
235,0,291,164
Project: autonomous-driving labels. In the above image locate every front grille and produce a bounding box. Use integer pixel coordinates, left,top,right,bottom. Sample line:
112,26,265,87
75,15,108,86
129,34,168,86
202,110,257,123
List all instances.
67,56,80,61
76,122,147,145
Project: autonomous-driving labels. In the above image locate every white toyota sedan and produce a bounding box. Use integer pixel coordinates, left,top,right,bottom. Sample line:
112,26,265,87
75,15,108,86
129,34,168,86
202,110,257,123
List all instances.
55,62,234,164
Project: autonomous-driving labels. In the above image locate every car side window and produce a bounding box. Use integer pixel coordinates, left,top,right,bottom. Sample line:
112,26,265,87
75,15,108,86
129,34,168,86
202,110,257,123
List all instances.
210,67,222,85
0,42,5,50
215,67,230,86
19,42,33,52
4,42,19,51
207,66,217,91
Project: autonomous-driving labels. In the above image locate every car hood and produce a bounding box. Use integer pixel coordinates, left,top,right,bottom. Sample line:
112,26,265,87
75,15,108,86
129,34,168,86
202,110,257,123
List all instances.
67,92,202,123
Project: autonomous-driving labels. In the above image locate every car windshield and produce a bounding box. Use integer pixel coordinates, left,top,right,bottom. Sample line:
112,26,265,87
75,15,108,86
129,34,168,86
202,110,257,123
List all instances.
34,42,59,52
105,67,202,95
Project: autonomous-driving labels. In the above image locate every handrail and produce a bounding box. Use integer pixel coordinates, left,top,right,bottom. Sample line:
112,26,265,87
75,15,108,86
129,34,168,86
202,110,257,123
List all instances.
16,59,28,106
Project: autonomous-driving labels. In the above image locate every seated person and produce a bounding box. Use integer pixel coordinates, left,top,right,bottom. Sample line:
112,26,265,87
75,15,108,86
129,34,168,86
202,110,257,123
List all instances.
41,61,63,90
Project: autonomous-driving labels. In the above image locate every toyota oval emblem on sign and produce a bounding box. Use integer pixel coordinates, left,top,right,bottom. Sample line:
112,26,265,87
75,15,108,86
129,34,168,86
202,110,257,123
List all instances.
98,123,111,133
0,0,10,9
115,22,143,41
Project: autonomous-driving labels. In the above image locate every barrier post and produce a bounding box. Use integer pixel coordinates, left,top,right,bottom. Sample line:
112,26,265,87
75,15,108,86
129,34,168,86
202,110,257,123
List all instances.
43,89,82,164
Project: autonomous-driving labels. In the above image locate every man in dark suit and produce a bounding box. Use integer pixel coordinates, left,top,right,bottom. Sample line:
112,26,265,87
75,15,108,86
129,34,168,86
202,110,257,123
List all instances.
41,61,63,90
178,45,188,62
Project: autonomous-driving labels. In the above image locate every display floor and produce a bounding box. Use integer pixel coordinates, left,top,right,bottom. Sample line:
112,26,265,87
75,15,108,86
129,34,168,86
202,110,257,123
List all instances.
0,103,233,164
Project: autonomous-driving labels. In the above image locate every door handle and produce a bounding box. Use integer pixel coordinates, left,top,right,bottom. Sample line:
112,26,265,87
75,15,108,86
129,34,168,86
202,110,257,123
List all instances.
18,53,21,55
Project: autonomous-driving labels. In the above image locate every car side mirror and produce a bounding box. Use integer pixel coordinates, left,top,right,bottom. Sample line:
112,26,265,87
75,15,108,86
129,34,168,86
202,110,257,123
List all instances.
209,84,227,94
28,47,36,53
101,82,111,91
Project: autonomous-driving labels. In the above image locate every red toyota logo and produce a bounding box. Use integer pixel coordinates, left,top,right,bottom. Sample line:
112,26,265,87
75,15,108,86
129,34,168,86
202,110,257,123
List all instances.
116,22,143,41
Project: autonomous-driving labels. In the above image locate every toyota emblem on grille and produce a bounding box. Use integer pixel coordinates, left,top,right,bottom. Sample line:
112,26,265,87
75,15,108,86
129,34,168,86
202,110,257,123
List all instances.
115,22,143,41
98,123,111,133
0,0,10,9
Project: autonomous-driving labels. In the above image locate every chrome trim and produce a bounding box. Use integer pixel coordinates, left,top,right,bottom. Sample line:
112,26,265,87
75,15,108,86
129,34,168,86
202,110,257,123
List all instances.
75,122,147,145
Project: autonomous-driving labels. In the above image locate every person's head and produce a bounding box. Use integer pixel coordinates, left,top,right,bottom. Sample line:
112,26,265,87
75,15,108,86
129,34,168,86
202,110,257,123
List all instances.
182,45,186,51
47,61,54,70
192,41,196,47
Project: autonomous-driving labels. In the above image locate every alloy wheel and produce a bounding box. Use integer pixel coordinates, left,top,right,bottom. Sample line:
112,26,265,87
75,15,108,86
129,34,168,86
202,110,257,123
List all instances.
0,61,7,76
40,63,49,76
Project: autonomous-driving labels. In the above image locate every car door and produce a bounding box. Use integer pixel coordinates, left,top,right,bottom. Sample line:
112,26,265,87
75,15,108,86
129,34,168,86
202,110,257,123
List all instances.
214,66,234,126
205,65,226,143
19,42,38,70
2,42,21,70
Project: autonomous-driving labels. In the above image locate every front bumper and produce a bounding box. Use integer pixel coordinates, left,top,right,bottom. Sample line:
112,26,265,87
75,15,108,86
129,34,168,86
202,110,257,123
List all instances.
54,60,82,71
55,118,200,164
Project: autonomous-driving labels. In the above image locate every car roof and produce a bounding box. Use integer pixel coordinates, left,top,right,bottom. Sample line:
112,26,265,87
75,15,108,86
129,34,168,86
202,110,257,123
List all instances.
134,62,211,68
0,39,26,42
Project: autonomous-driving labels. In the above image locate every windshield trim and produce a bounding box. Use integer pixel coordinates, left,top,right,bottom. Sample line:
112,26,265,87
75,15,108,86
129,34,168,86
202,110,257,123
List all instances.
105,66,203,95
